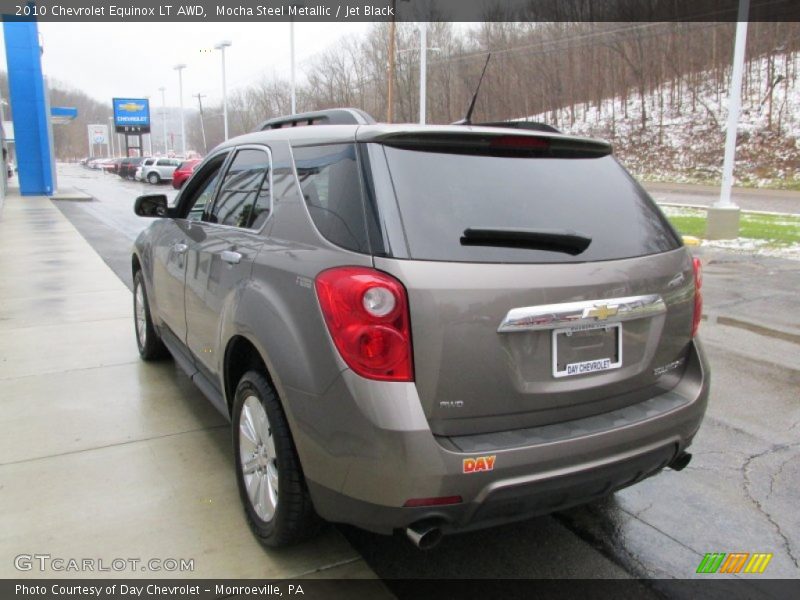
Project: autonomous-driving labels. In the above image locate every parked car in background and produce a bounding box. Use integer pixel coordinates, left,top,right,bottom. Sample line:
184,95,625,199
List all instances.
142,157,181,184
118,157,145,180
87,157,107,170
130,108,709,549
171,158,201,189
100,158,117,173
135,158,158,182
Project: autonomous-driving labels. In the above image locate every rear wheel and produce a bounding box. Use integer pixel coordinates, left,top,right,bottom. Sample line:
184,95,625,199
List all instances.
147,172,160,184
233,370,321,547
133,270,168,360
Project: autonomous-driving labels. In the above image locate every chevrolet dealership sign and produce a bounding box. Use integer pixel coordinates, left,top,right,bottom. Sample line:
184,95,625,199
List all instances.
112,97,150,133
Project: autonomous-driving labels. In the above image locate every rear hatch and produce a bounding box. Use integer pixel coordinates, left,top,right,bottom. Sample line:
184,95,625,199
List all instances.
360,129,695,436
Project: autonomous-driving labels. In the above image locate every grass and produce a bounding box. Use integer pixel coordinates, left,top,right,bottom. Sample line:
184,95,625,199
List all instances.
661,206,800,246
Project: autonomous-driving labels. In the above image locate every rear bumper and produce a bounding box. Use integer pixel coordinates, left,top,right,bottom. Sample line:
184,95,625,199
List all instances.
294,339,709,535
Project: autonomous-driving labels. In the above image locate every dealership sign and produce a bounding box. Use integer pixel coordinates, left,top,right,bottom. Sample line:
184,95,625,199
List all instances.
87,124,108,144
112,97,150,133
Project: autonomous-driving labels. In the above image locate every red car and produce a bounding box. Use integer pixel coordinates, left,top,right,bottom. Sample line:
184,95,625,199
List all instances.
171,159,201,189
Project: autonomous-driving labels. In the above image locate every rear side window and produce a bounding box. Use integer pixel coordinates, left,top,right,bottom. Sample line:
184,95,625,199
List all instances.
377,146,680,263
293,144,369,253
211,148,271,229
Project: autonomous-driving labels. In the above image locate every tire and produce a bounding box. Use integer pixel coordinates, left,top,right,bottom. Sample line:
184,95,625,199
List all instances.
233,370,321,547
147,172,160,185
133,270,168,360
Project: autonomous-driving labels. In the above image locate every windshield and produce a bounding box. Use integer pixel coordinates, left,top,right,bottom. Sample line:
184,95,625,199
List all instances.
377,145,681,263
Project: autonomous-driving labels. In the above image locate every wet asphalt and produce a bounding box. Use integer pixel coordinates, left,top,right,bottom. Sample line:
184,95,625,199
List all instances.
52,164,799,589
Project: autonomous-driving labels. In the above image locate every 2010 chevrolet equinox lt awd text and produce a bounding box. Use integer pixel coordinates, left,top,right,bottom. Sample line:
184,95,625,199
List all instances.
131,108,709,549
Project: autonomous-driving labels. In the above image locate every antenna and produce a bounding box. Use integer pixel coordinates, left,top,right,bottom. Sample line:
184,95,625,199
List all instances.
453,53,492,125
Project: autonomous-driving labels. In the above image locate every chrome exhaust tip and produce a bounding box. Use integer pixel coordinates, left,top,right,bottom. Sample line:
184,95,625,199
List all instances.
669,451,692,471
405,523,443,550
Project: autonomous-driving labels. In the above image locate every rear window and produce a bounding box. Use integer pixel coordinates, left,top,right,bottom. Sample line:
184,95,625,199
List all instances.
293,144,370,254
378,146,680,263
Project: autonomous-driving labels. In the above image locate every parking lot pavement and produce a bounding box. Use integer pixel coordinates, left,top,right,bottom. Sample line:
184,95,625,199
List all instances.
36,165,800,585
0,193,380,582
644,182,800,214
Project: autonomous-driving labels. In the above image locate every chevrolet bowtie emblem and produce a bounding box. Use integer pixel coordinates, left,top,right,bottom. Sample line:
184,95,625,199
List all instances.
585,304,619,321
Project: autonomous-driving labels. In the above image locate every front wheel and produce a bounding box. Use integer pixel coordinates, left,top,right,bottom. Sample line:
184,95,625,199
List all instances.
147,172,160,184
133,270,168,360
233,370,321,547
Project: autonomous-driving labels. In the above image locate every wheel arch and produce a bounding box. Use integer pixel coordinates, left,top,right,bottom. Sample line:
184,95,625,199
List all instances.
223,334,276,417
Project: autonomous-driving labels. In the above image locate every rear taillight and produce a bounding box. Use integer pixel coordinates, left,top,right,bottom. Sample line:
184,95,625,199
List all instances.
691,257,703,337
315,267,413,381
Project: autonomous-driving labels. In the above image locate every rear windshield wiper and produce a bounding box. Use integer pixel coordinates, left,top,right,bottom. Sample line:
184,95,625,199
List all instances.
460,227,592,255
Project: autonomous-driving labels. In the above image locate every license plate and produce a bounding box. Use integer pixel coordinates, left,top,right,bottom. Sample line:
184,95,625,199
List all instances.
552,323,622,378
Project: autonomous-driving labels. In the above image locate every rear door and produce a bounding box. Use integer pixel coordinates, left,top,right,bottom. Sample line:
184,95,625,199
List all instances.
184,145,272,378
363,135,694,436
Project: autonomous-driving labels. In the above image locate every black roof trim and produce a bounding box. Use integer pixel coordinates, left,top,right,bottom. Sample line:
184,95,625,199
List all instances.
258,108,376,130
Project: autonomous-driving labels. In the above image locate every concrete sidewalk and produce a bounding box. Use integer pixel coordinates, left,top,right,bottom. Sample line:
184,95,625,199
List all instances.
0,193,380,581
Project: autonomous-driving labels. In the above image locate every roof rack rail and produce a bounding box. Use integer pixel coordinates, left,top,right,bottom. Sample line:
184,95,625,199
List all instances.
475,121,562,134
258,108,376,130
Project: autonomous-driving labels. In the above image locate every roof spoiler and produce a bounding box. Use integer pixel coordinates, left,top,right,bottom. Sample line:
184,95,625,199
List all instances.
475,121,562,134
257,108,375,130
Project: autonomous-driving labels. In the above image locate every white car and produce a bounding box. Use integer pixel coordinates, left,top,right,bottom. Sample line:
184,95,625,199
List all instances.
134,157,156,182
142,157,181,184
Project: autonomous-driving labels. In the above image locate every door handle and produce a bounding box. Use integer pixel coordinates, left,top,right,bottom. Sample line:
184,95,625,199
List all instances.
173,243,188,254
220,250,242,265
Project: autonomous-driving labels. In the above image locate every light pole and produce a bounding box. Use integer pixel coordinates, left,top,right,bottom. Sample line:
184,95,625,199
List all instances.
159,86,168,154
706,0,749,240
214,40,232,140
174,64,187,156
290,20,296,113
419,22,427,124
108,117,115,157
143,95,152,155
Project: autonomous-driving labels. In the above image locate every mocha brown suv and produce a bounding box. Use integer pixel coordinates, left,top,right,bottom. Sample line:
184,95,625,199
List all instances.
131,108,709,549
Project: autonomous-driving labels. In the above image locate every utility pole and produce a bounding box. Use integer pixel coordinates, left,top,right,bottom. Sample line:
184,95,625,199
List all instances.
194,93,207,154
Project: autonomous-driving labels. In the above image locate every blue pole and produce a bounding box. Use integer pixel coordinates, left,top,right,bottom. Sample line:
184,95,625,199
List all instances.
3,19,56,195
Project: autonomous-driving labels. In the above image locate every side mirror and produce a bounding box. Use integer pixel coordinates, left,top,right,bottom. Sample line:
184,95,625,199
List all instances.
134,194,170,218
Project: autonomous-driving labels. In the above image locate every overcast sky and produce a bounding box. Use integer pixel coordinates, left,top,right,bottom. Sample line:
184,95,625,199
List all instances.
0,22,373,107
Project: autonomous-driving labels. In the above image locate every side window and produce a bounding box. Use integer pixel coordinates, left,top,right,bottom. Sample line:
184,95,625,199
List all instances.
211,148,270,229
156,159,170,167
293,144,369,253
178,157,227,222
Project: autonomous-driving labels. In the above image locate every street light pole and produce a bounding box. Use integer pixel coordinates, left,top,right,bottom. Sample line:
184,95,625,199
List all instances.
108,117,115,157
174,64,187,156
718,0,749,209
215,40,232,140
706,0,749,240
143,95,151,155
159,86,168,154
419,22,427,124
290,19,296,114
